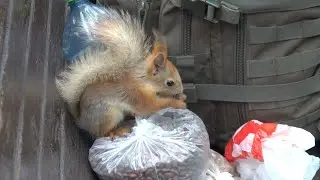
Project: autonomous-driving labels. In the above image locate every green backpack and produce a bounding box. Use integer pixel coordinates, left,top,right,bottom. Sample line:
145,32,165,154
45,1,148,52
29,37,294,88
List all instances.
105,0,320,150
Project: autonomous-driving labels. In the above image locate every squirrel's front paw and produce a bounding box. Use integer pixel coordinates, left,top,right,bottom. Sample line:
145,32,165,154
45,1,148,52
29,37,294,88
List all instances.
177,93,187,101
171,100,187,109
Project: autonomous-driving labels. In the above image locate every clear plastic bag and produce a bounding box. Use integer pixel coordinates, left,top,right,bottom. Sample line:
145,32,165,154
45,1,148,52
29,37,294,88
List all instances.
63,0,112,62
89,108,210,180
205,149,240,180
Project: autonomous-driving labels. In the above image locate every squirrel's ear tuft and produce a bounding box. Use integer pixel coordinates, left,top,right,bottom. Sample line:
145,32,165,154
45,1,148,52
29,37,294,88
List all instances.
151,29,168,58
147,29,168,75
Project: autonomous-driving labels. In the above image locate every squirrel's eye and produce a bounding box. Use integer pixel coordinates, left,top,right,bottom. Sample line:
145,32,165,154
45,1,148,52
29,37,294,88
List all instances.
166,80,175,87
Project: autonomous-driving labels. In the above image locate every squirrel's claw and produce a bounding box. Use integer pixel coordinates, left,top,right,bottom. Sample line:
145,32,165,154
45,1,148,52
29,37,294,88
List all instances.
106,127,132,141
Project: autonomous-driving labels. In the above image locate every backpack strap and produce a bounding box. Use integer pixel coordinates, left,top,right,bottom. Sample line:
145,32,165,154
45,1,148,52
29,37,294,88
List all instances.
183,73,320,103
247,48,320,78
249,18,320,44
169,45,320,103
169,53,320,103
168,55,198,102
170,55,195,68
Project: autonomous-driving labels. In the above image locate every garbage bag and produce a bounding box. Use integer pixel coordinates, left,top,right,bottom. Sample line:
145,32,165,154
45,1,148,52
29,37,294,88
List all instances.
225,120,320,180
89,108,210,180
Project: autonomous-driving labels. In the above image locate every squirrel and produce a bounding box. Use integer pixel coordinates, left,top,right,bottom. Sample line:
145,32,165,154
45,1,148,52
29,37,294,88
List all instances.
56,8,187,139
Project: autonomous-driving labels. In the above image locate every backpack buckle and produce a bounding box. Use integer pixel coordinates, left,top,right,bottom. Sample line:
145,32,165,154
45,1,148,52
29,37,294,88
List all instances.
182,0,240,24
182,0,221,23
203,0,221,23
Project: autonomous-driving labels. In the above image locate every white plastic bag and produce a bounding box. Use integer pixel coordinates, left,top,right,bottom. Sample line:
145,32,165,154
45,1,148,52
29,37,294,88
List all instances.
225,120,320,180
88,108,210,180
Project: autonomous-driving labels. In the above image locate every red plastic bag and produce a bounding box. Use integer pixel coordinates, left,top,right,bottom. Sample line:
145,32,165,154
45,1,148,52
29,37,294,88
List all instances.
224,120,320,180
225,120,282,162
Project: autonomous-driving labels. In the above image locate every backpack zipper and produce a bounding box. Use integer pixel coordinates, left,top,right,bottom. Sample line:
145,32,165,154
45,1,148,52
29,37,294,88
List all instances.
235,15,247,125
182,10,192,55
137,0,145,23
137,0,149,23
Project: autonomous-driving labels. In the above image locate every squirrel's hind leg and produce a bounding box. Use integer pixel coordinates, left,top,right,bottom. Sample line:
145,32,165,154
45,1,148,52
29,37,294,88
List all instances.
79,84,133,139
100,106,132,139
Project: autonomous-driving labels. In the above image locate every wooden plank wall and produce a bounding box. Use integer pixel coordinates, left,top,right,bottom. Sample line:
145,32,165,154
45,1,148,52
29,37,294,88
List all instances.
0,0,319,179
0,0,97,179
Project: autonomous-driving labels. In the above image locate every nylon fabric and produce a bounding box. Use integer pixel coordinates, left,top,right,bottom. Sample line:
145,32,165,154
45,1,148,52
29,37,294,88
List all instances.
103,0,320,149
191,74,320,102
249,18,320,44
247,48,320,78
224,0,320,13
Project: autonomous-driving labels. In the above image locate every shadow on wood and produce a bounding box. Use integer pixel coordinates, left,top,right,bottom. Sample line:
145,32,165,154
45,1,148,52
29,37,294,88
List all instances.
0,0,98,179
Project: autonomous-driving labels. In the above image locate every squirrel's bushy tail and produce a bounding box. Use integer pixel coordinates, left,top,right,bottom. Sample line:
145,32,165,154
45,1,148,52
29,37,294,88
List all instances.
90,9,151,66
56,8,150,117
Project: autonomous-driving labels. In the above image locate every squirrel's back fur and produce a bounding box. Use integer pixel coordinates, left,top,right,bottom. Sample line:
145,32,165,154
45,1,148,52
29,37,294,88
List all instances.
56,9,151,117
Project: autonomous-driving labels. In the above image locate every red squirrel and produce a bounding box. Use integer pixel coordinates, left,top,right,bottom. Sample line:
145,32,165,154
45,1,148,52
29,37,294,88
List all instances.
56,9,186,139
